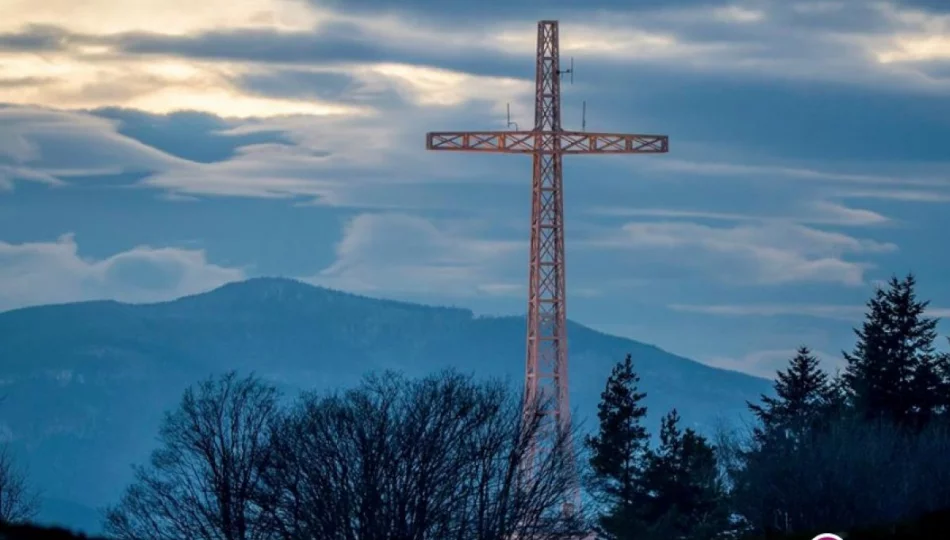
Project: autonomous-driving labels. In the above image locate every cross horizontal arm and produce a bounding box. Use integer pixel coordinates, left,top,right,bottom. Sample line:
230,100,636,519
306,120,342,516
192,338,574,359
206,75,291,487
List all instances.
426,131,668,154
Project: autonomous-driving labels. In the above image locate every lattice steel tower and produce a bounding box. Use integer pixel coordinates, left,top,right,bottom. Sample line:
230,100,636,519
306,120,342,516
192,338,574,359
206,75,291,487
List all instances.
426,20,669,509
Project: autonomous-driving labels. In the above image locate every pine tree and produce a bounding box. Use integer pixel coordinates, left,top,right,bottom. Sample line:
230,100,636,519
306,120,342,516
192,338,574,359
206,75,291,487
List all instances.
747,346,833,445
639,410,729,540
825,369,849,419
586,354,650,539
842,274,942,427
937,342,950,413
732,348,836,535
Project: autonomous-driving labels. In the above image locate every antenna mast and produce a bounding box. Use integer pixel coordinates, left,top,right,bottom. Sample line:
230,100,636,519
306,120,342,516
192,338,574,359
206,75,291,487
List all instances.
506,103,519,130
559,58,586,131
557,56,574,84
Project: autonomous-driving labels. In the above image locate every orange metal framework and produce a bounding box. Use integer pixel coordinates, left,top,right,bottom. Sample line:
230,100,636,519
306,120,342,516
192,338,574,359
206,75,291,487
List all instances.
425,20,669,512
427,131,668,154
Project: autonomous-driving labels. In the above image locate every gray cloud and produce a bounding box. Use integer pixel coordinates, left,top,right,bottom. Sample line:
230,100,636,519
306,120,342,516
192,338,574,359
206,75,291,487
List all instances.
898,0,950,14
669,302,950,321
3,0,949,382
0,24,73,52
114,24,397,65
314,0,942,31
582,220,896,286
834,188,950,202
0,106,182,172
236,70,366,102
669,303,867,320
21,0,929,94
310,212,524,298
26,1,939,167
0,76,56,89
102,24,532,85
313,0,738,23
0,101,533,204
91,108,293,164
592,201,890,227
704,347,845,379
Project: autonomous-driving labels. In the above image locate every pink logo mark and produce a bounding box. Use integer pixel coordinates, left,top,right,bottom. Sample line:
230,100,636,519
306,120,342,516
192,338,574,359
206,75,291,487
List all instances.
811,535,843,540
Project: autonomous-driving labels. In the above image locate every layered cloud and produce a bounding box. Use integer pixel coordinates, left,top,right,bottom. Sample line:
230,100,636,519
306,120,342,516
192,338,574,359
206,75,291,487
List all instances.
593,201,891,227
3,0,950,378
0,106,183,172
0,234,244,312
704,347,845,379
670,302,950,320
5,0,950,206
0,105,524,202
584,219,895,286
4,0,950,122
311,213,524,297
1,0,323,35
0,211,899,314
0,217,522,312
0,103,920,305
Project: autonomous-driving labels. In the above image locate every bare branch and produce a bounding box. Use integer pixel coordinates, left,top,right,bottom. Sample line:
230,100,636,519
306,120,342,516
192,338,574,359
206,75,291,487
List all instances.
104,372,281,540
257,370,588,540
0,445,40,524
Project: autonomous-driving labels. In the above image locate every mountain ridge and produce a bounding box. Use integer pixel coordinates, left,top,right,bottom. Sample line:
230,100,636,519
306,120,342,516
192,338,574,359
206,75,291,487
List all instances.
0,277,771,533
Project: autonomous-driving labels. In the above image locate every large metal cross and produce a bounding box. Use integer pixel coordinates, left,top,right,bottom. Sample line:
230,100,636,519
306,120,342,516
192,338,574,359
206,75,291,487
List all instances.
425,19,668,506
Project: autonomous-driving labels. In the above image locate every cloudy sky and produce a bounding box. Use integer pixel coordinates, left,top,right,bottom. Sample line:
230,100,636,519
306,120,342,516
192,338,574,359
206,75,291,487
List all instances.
2,0,949,378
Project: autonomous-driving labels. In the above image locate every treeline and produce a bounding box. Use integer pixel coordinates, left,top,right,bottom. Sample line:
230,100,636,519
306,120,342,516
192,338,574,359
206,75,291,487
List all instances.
584,274,950,539
1,275,948,539
103,372,584,540
0,521,107,540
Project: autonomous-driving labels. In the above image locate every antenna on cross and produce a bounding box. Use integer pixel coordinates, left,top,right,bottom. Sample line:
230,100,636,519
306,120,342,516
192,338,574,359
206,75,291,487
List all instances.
506,103,519,130
558,57,574,84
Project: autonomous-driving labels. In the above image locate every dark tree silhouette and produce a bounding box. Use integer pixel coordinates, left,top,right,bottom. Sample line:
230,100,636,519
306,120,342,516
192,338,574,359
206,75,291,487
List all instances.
0,521,108,540
0,445,40,524
104,372,281,540
735,348,839,535
730,276,950,536
638,410,729,540
585,354,650,540
748,346,834,445
842,274,943,427
255,370,585,540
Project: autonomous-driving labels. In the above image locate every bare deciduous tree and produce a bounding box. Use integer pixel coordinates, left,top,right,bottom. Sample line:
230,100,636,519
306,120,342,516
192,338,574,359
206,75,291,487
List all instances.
0,445,40,524
104,371,280,540
256,370,586,540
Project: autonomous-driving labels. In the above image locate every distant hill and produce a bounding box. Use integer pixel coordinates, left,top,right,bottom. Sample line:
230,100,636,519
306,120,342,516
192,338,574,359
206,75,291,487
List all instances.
0,277,772,533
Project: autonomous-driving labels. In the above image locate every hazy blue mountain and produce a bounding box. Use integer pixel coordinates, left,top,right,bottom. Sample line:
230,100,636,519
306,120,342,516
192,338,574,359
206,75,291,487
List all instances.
0,277,772,533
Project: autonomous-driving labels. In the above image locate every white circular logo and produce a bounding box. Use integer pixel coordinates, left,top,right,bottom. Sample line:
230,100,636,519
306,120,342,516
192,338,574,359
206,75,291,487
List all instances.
811,535,843,540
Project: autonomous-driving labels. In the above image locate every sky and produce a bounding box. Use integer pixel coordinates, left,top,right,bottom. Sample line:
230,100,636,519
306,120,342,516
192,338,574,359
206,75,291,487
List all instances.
1,0,950,379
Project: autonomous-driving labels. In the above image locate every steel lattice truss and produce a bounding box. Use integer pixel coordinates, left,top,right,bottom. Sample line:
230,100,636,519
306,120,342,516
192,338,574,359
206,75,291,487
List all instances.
425,20,669,516
426,131,669,154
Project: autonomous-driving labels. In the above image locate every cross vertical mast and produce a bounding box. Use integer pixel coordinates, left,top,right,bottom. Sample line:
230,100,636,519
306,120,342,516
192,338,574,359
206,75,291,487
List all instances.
524,20,572,496
425,19,669,519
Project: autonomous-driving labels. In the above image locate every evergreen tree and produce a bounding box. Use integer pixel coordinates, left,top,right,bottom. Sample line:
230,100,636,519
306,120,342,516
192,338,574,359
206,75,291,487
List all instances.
748,346,833,445
585,354,650,540
937,342,950,413
639,410,729,540
842,274,942,427
734,348,836,535
825,368,850,419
